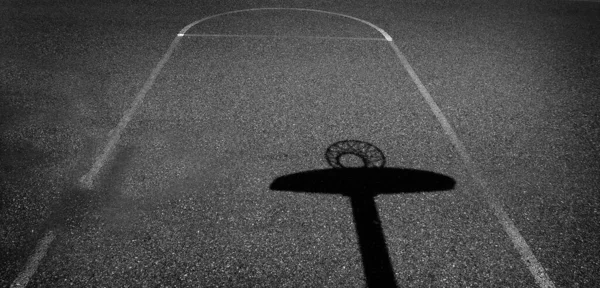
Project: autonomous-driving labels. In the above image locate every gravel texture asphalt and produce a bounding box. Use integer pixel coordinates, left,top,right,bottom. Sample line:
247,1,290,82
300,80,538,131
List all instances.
1,0,599,287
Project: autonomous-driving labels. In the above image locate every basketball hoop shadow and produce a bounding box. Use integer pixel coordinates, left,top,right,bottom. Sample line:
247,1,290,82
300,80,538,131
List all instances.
269,140,456,288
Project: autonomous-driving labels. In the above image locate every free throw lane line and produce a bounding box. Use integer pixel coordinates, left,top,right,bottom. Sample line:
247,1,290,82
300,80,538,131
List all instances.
386,41,556,288
78,35,184,189
181,34,387,41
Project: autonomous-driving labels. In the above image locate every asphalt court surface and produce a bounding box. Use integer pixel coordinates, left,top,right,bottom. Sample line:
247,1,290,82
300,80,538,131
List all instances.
30,9,540,287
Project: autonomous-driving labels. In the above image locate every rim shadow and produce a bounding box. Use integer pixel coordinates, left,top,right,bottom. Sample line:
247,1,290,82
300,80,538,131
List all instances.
270,167,456,288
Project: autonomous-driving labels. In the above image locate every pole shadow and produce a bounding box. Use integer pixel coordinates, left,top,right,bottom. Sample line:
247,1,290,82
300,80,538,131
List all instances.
269,141,456,288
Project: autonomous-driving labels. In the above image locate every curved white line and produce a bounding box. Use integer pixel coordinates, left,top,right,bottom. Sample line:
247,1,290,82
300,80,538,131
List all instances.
177,7,393,41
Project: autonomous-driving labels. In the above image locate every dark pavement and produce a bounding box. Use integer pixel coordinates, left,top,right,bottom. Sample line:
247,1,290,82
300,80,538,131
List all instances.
2,0,599,287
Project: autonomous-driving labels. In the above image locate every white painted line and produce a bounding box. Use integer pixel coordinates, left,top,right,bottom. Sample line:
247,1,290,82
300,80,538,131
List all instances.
78,35,184,189
386,41,557,288
176,7,393,41
180,33,387,41
10,231,56,288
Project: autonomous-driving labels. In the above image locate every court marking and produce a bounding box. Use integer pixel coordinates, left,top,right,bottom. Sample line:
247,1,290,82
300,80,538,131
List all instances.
182,34,387,41
14,7,555,288
10,231,56,288
386,41,556,288
79,7,392,190
175,7,393,41
78,35,184,189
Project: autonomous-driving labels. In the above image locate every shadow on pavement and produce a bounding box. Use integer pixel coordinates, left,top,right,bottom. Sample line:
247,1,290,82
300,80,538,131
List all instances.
270,167,456,288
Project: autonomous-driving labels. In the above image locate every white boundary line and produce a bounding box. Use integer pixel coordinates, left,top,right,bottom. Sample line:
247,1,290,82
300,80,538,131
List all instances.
78,35,185,189
386,42,556,288
10,231,56,288
14,7,555,288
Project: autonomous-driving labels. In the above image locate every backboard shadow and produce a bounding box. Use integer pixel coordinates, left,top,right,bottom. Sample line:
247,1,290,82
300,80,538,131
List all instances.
270,166,456,288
